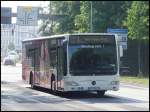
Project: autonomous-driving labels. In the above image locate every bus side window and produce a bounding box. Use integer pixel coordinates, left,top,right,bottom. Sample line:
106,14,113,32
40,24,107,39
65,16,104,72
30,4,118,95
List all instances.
26,48,30,58
48,40,57,69
50,49,57,68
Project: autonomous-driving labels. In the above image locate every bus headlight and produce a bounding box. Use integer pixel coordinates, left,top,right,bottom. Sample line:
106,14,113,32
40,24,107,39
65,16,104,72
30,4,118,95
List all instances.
111,81,119,85
65,81,79,86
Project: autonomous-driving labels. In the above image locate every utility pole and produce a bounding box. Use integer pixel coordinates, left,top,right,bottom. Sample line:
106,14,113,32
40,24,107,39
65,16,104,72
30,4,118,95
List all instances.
138,39,142,77
11,28,15,50
11,28,14,43
90,1,93,33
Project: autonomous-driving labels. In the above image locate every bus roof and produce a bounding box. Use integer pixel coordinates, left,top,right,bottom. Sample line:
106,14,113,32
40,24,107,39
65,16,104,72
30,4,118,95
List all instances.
22,33,115,42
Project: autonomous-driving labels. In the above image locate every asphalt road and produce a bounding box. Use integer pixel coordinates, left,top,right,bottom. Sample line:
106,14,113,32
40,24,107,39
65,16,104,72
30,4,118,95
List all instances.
1,64,149,111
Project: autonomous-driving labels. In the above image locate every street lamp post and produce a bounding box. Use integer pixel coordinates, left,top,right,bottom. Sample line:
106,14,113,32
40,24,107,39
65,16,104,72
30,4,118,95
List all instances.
90,1,93,33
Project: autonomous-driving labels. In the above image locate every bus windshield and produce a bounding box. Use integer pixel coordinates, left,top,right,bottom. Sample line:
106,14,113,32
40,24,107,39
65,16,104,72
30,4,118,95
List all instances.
69,44,117,76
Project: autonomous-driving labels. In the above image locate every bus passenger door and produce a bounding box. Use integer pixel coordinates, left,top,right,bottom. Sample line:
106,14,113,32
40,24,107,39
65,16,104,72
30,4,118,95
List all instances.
29,48,40,85
57,47,64,90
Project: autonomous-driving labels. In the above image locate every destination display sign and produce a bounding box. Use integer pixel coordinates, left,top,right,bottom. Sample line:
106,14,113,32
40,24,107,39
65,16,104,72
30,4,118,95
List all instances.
69,35,115,44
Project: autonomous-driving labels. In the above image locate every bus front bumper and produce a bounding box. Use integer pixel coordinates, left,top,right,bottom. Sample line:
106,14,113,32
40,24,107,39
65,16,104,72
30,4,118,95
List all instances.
64,83,119,92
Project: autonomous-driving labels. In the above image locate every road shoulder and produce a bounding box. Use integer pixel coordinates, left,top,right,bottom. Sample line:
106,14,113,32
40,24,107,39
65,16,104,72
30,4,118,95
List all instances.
120,81,149,90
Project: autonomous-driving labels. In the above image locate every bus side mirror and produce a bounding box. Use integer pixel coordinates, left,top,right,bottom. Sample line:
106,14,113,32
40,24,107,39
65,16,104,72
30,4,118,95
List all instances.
62,39,68,45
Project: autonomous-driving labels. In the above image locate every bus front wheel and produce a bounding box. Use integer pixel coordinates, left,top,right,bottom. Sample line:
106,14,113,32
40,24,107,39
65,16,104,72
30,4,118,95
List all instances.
97,90,105,96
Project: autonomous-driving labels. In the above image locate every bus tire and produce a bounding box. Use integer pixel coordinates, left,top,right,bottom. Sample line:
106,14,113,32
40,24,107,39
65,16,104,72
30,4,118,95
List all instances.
51,74,56,94
97,90,105,97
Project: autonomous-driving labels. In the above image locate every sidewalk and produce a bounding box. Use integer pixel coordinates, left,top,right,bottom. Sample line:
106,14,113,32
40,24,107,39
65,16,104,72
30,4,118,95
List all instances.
120,81,149,89
16,63,22,66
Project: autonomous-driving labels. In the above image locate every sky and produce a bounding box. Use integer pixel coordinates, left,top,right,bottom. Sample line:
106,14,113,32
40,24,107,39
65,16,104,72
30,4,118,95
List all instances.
1,1,49,23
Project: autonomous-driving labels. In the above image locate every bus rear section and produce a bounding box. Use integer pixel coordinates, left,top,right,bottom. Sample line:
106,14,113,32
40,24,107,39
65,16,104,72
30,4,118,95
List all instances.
22,33,120,96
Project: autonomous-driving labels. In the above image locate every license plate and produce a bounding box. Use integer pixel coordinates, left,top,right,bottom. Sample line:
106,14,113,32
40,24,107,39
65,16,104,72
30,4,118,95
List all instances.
88,87,100,90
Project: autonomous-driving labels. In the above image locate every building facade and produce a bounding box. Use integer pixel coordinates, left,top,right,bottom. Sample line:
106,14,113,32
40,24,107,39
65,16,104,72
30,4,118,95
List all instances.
1,6,41,60
1,7,12,24
1,24,39,59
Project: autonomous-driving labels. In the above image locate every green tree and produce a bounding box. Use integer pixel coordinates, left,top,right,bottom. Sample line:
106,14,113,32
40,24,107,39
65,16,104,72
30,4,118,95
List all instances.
38,20,52,36
53,1,80,34
75,1,131,33
124,1,149,76
39,1,131,34
38,4,53,36
75,1,90,32
39,1,80,35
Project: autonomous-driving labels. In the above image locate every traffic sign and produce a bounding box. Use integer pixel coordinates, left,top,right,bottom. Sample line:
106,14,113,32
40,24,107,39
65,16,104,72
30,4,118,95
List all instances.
107,28,128,50
107,28,128,34
120,42,127,49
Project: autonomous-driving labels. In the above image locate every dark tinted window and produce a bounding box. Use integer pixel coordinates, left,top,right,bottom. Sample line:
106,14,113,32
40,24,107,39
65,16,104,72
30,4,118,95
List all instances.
48,39,57,68
69,45,117,75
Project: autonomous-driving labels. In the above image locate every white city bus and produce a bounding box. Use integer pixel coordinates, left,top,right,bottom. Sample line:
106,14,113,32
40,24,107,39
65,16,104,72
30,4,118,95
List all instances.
22,33,120,96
